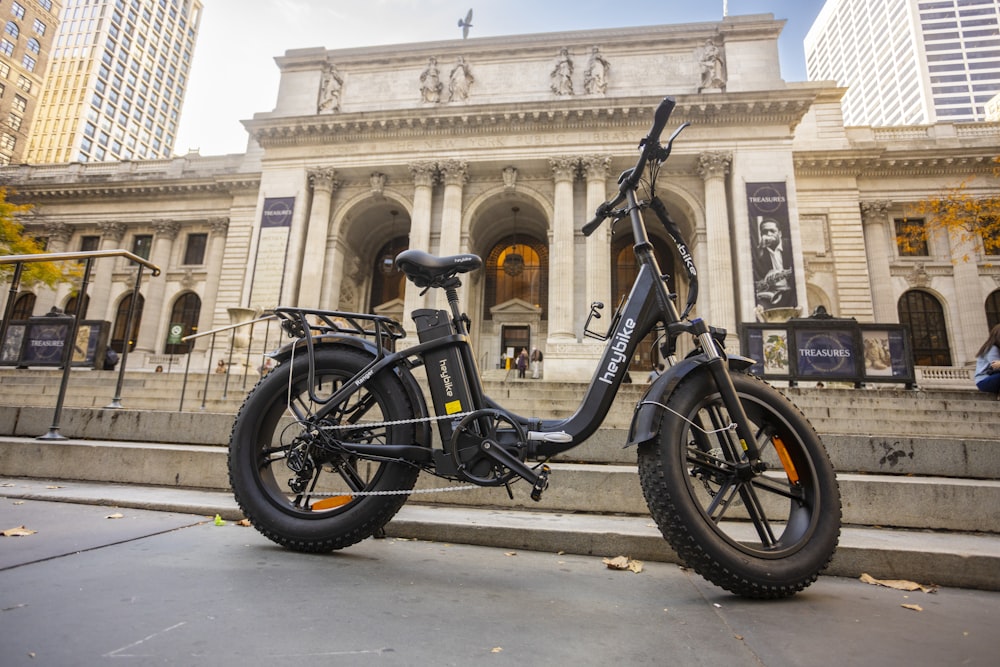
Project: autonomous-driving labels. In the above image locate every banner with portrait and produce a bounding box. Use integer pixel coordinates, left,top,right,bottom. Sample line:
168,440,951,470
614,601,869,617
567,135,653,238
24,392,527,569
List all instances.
747,183,797,310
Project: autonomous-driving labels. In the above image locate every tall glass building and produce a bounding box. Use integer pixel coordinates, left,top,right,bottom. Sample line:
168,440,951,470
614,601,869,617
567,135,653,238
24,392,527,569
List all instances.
26,0,202,163
805,0,1000,126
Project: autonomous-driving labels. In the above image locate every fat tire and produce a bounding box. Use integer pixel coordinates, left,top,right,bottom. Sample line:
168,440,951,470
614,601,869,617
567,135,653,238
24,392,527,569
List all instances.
228,346,419,552
638,370,841,599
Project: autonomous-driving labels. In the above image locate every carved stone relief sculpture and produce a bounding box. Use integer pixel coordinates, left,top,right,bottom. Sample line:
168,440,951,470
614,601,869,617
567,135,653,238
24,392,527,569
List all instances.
697,37,726,92
420,57,443,103
550,48,574,96
583,46,610,95
448,56,474,102
317,63,344,113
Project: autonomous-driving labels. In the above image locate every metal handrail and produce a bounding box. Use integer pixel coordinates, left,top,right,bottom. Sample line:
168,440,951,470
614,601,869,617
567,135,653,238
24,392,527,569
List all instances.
0,249,161,439
178,314,279,411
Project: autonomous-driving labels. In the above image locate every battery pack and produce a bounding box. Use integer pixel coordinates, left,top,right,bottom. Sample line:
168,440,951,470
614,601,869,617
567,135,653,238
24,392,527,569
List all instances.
412,309,473,442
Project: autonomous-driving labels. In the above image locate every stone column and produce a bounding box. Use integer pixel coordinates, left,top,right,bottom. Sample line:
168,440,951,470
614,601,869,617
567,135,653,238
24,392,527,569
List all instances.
134,220,179,353
581,156,612,318
403,162,437,330
89,221,127,322
697,152,735,336
948,229,989,364
437,159,468,309
860,201,896,323
298,167,338,308
193,217,229,352
34,222,73,314
548,157,578,341
320,236,347,309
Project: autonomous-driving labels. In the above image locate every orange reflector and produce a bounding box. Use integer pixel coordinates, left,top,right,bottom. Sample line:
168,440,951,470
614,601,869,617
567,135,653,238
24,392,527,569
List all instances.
771,435,800,484
311,496,353,510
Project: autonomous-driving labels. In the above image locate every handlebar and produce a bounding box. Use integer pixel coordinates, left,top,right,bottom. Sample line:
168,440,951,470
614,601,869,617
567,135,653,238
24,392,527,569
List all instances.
582,96,677,237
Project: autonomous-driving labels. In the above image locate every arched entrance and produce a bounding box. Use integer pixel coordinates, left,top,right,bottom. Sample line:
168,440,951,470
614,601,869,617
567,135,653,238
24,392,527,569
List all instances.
611,228,678,374
474,202,549,368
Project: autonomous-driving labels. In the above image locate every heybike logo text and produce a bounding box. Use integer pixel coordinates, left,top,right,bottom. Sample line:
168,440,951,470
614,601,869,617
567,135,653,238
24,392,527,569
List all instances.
598,317,636,385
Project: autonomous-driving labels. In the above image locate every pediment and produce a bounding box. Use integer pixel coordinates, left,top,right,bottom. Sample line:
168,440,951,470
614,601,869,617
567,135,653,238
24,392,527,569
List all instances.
490,298,540,316
373,297,405,317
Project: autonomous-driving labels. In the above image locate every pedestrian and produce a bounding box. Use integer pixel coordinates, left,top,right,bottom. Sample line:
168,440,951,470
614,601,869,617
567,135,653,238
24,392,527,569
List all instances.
646,363,664,382
516,348,528,379
530,348,544,379
973,324,1000,394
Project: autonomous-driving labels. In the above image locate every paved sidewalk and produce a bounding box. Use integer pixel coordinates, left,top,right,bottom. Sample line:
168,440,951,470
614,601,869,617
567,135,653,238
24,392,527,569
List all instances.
2,476,1000,593
2,497,999,666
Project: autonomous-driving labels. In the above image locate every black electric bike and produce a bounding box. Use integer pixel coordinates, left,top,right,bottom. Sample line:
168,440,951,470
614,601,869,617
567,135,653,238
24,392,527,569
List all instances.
228,96,841,599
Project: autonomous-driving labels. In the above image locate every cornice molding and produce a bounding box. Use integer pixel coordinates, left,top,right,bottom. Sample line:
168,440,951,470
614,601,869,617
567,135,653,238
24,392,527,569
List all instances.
6,177,262,201
794,151,996,178
245,93,818,148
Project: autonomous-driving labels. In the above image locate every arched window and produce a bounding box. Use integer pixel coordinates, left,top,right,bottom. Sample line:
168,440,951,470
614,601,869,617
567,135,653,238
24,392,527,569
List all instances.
64,293,89,318
164,292,200,355
110,292,144,353
368,236,408,311
10,292,35,320
5,22,19,39
483,236,548,320
897,290,951,366
986,290,1000,331
612,230,676,371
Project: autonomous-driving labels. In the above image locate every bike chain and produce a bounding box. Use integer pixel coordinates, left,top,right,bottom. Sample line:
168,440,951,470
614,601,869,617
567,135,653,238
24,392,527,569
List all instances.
292,411,487,497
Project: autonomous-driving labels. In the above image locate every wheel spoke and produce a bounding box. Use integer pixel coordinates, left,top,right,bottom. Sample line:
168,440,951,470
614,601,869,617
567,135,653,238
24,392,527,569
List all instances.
737,481,778,548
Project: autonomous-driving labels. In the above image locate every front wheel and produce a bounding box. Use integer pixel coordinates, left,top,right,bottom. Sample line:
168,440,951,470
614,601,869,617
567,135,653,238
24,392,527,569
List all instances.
638,370,841,599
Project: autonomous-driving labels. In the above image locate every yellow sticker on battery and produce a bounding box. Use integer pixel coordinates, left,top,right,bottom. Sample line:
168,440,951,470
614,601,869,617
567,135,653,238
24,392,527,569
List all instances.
445,400,463,414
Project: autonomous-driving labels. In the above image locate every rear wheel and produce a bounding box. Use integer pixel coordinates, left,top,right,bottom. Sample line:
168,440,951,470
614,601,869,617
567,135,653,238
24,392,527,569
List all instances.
228,346,420,552
638,370,841,598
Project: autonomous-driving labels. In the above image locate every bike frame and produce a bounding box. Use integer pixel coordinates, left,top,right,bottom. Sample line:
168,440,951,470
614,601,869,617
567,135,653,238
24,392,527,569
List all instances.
274,96,763,473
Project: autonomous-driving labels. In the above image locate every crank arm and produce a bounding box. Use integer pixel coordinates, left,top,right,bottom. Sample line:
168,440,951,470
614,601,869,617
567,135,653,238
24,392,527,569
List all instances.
479,441,549,501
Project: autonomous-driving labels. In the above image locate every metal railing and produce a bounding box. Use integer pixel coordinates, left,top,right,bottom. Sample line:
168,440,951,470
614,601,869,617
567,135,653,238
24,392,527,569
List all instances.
178,314,280,411
0,249,160,439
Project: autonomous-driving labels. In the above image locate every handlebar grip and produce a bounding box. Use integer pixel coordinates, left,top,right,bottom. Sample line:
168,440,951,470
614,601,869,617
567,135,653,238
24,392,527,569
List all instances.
582,214,604,237
647,96,676,144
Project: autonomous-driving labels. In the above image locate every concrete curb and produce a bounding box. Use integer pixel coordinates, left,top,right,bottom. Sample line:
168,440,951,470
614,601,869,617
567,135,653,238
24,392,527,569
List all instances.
2,476,998,592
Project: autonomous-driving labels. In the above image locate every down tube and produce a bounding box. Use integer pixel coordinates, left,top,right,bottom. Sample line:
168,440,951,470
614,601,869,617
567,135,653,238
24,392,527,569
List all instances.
543,265,665,448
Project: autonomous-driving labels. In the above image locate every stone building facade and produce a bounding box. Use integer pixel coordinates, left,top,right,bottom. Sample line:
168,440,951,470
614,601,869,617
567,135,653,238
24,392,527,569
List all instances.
2,15,998,381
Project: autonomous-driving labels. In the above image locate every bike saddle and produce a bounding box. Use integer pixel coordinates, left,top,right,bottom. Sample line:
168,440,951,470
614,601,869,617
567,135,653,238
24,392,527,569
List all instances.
394,249,482,288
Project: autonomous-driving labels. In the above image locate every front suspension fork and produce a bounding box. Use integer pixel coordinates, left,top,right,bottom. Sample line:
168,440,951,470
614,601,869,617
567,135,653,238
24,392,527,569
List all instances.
688,319,762,463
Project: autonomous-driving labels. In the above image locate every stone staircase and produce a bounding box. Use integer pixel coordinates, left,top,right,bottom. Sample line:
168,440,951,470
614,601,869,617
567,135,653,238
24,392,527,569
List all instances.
1,368,998,589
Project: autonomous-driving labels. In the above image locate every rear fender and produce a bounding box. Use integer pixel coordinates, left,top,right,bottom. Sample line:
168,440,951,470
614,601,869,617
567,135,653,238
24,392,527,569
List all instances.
626,354,755,448
272,335,432,447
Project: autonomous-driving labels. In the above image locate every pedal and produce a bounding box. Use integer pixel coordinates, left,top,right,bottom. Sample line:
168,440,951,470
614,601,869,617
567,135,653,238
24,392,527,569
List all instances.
530,465,551,502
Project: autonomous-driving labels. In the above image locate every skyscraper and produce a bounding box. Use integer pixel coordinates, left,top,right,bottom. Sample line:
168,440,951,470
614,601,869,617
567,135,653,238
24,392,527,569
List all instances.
26,0,202,163
0,0,62,165
805,0,1000,126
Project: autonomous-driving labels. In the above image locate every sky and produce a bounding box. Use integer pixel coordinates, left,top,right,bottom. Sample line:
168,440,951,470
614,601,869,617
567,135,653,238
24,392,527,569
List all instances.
173,0,827,156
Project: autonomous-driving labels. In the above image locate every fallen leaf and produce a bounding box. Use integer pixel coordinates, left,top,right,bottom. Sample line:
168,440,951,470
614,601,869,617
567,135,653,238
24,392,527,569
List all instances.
213,514,226,526
491,647,503,654
3,525,37,537
13,500,24,505
602,556,643,573
106,513,124,519
45,485,62,489
901,603,924,612
504,551,518,557
860,573,937,593
236,519,251,527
